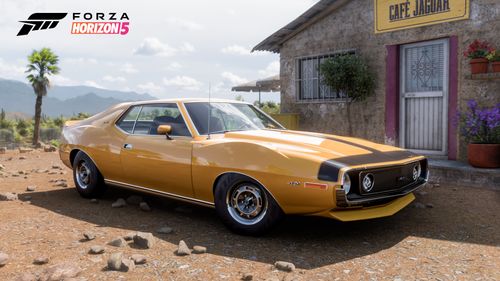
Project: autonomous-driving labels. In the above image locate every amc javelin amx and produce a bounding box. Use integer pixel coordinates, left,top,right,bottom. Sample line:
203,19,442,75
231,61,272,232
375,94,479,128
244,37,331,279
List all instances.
60,99,428,235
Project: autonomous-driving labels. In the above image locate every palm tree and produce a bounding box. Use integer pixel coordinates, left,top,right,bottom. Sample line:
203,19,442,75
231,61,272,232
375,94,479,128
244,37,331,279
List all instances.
25,48,60,145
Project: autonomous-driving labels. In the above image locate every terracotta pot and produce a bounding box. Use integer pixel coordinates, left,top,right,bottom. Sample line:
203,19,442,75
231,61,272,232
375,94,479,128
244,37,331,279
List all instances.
469,58,489,74
467,143,500,168
492,61,500,73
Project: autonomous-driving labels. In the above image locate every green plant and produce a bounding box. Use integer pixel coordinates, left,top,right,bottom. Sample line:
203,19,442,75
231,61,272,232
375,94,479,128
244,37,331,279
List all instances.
26,47,60,145
320,53,375,135
463,39,494,59
486,50,500,62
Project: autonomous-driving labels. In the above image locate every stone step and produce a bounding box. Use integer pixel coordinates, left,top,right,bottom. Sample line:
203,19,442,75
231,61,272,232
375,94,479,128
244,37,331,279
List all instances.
428,159,500,190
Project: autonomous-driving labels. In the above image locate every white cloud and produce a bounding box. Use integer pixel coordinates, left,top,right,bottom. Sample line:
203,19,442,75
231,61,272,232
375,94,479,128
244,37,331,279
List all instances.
134,37,177,57
120,63,138,74
51,75,79,86
221,71,248,85
163,76,202,91
180,42,195,53
0,58,25,80
137,82,162,94
221,44,267,56
84,80,105,89
166,17,204,31
103,75,126,83
62,57,98,64
258,60,280,77
166,62,182,71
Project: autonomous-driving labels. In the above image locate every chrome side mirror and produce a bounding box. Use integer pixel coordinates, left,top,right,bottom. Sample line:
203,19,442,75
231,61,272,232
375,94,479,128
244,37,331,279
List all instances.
157,125,173,140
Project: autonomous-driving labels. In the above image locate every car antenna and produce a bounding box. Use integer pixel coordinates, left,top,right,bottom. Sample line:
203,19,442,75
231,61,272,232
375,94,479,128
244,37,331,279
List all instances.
207,82,211,140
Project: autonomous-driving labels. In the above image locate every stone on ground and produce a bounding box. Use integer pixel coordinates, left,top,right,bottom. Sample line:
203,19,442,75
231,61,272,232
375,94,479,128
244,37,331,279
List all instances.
0,192,18,201
156,226,173,234
120,258,135,272
108,237,127,247
133,232,155,249
39,263,81,281
83,231,95,241
107,252,123,271
242,273,253,281
0,252,9,267
123,232,136,241
111,198,126,208
192,245,207,254
126,195,143,205
130,254,147,265
176,240,191,256
33,256,50,265
26,185,37,192
15,273,37,281
89,245,105,254
139,202,151,212
274,261,295,272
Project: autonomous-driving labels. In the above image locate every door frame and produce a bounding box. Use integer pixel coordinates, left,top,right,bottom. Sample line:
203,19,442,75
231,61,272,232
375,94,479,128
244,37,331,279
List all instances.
399,38,449,156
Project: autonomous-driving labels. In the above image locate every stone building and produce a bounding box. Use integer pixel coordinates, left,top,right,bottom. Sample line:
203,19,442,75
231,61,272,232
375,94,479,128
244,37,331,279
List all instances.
254,0,499,161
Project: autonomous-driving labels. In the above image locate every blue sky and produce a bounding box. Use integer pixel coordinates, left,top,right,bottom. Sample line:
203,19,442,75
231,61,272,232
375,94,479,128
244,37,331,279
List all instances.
0,0,318,103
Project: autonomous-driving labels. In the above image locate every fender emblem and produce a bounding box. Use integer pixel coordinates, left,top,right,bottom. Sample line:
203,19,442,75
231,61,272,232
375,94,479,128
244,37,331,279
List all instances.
288,181,301,186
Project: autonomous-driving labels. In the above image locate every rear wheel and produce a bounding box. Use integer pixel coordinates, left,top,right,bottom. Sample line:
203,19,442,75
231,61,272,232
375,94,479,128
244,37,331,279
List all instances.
72,151,105,198
214,174,283,235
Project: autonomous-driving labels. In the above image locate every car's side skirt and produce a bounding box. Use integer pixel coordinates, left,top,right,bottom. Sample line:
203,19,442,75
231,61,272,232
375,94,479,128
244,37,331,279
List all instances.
104,179,215,208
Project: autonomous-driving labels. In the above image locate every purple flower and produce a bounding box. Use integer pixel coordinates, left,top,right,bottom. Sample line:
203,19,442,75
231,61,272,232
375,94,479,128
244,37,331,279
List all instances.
458,99,500,144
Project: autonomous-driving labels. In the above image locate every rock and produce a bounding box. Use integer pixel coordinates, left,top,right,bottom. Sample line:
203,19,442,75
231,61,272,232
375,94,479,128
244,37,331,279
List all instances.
274,261,295,272
242,273,253,281
90,198,98,204
0,192,18,201
130,254,147,265
156,226,173,234
426,203,434,208
15,273,37,281
51,164,62,170
53,181,68,187
26,185,37,192
123,232,136,241
89,245,105,254
108,237,127,247
43,145,57,152
83,232,95,241
0,164,5,170
48,171,58,175
34,256,50,265
192,245,207,254
0,252,9,267
413,202,426,209
139,202,151,212
176,240,191,256
111,198,126,208
37,169,49,173
133,232,155,249
19,147,33,153
107,252,123,271
39,263,81,281
19,156,26,160
0,147,6,154
433,183,440,188
121,258,135,272
126,195,143,205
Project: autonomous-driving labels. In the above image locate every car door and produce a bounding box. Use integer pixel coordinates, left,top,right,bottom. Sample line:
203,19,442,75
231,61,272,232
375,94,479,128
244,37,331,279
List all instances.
116,103,193,197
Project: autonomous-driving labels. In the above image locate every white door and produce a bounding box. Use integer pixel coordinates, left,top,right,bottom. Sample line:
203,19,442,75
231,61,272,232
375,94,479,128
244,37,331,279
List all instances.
400,39,449,156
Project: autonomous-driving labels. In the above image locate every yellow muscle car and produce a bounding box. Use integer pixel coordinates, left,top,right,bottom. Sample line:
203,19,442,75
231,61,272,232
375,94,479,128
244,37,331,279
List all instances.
59,99,428,235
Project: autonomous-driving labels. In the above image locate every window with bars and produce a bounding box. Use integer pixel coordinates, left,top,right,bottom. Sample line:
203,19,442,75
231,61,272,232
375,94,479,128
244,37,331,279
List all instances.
296,51,354,101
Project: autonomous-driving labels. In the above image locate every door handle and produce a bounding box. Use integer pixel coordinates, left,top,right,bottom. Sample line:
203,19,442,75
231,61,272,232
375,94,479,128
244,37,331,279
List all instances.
123,143,133,150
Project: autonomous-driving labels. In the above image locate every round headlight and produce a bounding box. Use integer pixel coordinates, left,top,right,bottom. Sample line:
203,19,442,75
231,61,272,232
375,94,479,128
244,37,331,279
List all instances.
412,163,421,181
342,173,351,194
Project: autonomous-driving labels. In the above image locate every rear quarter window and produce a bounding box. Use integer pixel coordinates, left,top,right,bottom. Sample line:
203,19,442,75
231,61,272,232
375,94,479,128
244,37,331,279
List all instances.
116,106,141,133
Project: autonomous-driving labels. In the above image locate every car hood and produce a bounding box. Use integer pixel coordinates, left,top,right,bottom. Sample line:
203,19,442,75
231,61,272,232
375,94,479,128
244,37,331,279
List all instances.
223,129,419,167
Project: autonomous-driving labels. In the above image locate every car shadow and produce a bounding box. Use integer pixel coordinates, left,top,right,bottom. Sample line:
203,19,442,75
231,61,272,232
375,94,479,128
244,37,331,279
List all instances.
22,184,500,270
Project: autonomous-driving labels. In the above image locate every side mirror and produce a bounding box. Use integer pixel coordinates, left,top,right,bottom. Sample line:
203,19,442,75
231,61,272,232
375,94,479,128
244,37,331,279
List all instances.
157,125,173,140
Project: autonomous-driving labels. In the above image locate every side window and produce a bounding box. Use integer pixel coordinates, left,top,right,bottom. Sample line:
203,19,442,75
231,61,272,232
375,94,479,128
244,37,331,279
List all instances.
134,104,191,137
116,106,141,133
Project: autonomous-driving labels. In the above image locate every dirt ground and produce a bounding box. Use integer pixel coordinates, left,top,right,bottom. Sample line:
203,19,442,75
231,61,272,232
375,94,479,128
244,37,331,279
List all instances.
0,150,499,281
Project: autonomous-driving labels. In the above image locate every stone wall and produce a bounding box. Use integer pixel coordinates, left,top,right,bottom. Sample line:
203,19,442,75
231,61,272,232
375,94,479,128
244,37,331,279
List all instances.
279,0,500,160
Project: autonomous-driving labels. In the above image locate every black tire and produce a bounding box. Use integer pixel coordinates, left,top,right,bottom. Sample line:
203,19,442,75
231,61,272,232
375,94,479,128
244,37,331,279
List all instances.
214,174,284,236
72,151,105,198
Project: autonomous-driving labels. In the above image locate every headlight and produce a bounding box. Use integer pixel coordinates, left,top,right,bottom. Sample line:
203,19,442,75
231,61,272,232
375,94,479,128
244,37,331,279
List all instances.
412,163,421,181
342,173,351,194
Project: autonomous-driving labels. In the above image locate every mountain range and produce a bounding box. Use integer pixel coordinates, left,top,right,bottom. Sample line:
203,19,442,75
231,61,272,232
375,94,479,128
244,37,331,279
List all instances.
0,78,155,117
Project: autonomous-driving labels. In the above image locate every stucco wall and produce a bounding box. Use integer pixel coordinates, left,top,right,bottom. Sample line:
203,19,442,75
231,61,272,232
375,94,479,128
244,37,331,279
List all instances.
279,0,500,160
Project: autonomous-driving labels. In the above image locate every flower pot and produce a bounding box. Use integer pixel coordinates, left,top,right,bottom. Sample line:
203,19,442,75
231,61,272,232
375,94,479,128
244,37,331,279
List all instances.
467,143,500,168
492,61,500,73
469,58,489,74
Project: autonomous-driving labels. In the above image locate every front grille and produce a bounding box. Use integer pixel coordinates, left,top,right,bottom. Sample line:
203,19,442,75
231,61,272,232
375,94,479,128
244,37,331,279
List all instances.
346,159,427,197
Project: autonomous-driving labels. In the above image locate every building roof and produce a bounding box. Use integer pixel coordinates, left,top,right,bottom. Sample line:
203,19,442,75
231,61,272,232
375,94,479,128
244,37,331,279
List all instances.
252,0,348,53
231,75,280,92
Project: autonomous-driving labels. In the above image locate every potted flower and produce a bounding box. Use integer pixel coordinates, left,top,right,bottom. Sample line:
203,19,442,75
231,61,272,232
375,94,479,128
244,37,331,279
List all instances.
458,99,500,168
463,39,494,74
486,50,500,73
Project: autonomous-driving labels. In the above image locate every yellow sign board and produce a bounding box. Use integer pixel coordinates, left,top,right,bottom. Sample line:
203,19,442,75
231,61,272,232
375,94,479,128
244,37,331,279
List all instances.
374,0,470,33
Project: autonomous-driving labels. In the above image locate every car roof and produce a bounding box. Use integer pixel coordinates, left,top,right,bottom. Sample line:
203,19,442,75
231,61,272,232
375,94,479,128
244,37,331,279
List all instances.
128,98,250,106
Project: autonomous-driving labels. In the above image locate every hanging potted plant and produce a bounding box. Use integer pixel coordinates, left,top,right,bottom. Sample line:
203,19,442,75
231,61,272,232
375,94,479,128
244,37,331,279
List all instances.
486,50,500,73
463,39,494,74
458,100,500,168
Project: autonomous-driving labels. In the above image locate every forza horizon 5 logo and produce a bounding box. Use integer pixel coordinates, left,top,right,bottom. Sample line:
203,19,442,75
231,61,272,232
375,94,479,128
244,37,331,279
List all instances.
17,12,130,36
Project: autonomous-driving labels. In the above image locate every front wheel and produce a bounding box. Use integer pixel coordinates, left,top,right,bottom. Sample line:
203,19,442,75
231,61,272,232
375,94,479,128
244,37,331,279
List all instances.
72,151,105,198
214,174,283,236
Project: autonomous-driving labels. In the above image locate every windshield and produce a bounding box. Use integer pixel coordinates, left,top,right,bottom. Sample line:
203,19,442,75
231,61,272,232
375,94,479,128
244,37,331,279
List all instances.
184,102,283,135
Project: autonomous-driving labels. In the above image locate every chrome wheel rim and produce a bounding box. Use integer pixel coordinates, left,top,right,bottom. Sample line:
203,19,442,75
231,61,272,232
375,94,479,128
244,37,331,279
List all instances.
227,184,268,225
76,161,91,189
